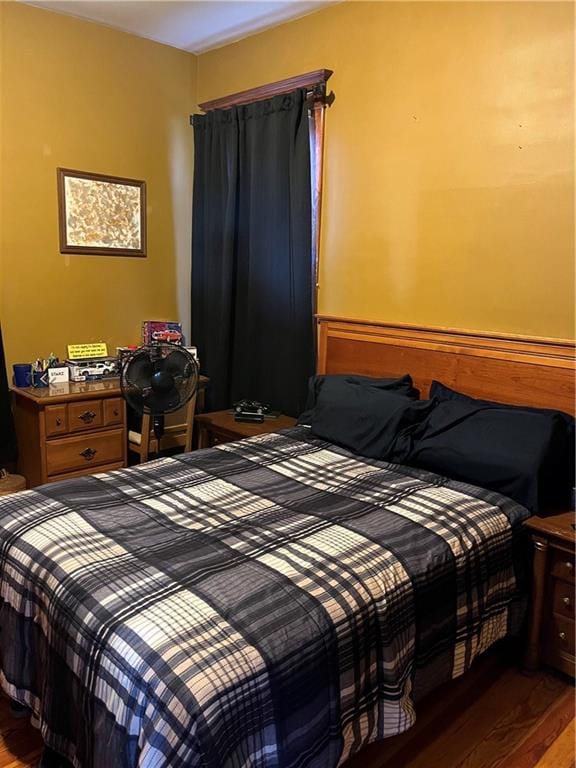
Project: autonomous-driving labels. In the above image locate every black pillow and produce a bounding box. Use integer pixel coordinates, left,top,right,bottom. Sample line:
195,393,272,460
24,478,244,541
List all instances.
430,380,574,426
298,373,419,426
310,379,433,461
407,395,574,513
429,380,574,505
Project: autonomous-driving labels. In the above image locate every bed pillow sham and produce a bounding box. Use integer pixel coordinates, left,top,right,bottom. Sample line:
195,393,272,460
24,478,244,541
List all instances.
298,373,419,426
430,379,575,426
407,394,574,513
310,378,433,461
429,380,574,507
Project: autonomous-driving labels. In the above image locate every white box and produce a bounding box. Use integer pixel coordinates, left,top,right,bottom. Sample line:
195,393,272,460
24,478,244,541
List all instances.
66,357,118,382
48,367,70,385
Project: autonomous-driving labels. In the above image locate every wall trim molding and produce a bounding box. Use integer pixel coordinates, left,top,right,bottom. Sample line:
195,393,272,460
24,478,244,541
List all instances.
317,316,575,364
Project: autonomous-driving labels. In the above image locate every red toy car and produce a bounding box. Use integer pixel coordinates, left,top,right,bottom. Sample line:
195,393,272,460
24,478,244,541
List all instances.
151,329,182,343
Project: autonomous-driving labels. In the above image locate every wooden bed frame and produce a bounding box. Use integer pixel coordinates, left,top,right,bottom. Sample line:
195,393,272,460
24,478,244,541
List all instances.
317,317,575,415
318,316,575,768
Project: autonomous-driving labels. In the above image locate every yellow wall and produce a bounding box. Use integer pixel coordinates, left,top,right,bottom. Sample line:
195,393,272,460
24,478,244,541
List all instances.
198,1,575,339
1,0,573,371
0,2,197,369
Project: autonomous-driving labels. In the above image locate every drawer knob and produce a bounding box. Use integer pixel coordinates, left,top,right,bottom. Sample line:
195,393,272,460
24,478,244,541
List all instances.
56,417,62,426
79,448,97,461
79,410,96,423
565,561,574,571
113,409,119,417
559,631,567,641
562,596,571,606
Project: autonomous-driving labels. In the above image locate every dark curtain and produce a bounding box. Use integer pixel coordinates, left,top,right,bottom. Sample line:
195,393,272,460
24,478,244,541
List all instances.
0,325,17,467
192,89,314,417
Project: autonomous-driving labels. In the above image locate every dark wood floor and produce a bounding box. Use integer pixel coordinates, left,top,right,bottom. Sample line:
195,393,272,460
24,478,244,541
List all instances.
1,651,573,768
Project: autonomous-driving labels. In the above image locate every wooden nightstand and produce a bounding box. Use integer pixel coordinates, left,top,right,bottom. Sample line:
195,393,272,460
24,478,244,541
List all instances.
12,379,127,487
195,410,297,449
524,511,575,678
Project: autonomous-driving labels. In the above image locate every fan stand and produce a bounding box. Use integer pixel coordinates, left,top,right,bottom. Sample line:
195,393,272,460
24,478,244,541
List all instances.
121,344,200,462
153,414,165,442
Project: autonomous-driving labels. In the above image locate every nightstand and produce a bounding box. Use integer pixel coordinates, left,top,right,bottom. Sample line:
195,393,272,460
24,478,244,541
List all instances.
12,379,127,487
524,511,575,678
195,409,297,449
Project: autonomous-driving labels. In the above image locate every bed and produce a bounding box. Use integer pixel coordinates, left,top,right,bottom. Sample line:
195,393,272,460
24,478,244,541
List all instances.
1,318,574,768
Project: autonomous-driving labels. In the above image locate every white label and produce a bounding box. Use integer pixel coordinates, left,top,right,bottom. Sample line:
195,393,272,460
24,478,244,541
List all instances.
48,367,70,384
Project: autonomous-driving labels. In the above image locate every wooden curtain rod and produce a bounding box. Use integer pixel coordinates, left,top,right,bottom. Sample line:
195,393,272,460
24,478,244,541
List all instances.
193,69,333,115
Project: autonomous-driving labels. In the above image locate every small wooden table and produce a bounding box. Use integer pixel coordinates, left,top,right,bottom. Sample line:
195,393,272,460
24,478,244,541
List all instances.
524,511,575,678
195,410,297,449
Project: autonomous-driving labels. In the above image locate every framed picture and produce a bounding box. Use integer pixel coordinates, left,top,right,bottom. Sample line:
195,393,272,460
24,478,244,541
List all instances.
57,168,147,256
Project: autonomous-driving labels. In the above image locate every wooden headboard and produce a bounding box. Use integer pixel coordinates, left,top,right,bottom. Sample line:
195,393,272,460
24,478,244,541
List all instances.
317,317,576,415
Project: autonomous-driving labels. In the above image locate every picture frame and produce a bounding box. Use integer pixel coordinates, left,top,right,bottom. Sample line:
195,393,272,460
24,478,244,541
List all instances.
57,168,147,256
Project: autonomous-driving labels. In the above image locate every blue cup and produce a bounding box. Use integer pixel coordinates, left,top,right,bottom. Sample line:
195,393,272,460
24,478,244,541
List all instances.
13,363,32,387
31,369,49,388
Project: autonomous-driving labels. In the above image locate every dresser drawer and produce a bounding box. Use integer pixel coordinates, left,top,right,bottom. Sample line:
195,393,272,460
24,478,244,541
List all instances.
543,612,575,677
550,548,575,584
546,613,575,657
209,430,228,447
552,578,575,619
103,398,123,426
45,405,68,437
46,429,124,476
68,400,104,432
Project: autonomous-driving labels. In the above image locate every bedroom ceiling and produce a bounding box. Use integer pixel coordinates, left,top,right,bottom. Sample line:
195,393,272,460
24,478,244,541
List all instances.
24,0,339,54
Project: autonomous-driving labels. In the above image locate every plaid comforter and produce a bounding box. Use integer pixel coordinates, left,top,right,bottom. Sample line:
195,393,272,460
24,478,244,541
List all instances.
0,427,530,768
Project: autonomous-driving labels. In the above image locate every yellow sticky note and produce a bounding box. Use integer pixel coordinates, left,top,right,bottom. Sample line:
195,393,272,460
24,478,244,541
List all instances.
67,342,108,359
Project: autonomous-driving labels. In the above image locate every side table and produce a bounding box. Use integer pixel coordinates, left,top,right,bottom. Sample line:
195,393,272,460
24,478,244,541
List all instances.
524,510,575,678
195,410,297,449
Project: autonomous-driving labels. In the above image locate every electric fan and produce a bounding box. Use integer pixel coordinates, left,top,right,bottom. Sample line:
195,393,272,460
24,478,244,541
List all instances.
120,343,199,442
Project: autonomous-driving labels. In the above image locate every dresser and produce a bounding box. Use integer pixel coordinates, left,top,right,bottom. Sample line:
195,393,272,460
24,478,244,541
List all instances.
524,511,575,678
12,380,127,487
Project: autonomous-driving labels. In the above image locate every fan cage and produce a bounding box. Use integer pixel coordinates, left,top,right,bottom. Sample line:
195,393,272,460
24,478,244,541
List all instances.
120,343,199,416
